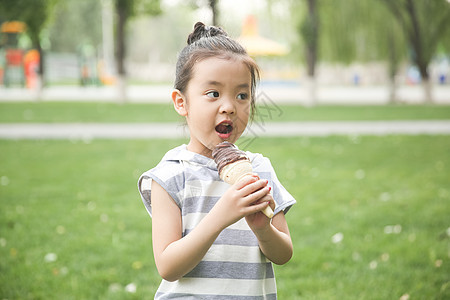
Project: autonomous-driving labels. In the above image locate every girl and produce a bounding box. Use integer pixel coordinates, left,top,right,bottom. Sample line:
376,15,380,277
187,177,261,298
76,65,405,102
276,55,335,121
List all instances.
138,22,296,299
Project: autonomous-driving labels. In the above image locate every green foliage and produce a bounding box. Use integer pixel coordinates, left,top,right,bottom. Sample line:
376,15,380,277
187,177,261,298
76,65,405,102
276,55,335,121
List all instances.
380,0,450,63
115,0,162,19
1,135,449,298
379,0,450,79
299,0,319,76
0,0,59,46
49,0,102,52
319,0,406,64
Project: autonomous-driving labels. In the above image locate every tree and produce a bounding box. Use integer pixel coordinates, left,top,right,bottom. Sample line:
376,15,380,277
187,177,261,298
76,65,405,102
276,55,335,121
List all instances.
319,0,407,103
299,0,319,106
49,0,102,53
188,0,220,26
209,0,219,26
114,0,161,102
380,0,450,103
0,0,59,97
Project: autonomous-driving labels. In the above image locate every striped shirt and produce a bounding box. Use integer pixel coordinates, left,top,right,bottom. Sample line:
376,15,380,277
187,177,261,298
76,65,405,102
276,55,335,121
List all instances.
138,144,296,299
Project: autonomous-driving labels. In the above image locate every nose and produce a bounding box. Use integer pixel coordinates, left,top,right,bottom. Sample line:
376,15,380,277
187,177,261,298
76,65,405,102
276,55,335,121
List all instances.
219,97,235,115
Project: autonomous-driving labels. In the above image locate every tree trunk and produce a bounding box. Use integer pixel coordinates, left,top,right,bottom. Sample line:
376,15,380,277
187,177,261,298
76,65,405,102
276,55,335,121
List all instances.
304,75,317,107
116,3,127,102
209,0,218,26
304,0,318,105
405,0,433,103
422,77,433,104
388,76,397,104
306,0,318,78
387,29,398,104
117,74,127,103
34,38,43,101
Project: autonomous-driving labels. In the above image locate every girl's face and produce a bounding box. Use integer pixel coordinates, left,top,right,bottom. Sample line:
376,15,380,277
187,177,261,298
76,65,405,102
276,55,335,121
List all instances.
173,56,252,158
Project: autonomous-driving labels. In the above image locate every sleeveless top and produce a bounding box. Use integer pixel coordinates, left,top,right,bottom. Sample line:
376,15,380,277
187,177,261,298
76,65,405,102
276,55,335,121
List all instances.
138,145,296,299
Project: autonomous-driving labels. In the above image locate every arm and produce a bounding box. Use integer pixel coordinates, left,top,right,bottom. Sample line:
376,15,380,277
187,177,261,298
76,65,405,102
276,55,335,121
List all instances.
151,180,220,282
151,176,270,282
245,191,293,265
251,210,293,265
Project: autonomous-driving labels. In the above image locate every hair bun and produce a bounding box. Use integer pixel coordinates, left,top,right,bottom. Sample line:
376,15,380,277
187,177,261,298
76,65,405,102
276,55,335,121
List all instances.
187,22,227,45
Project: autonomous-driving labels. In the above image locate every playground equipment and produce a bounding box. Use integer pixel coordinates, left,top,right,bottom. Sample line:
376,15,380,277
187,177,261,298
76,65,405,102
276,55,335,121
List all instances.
1,21,27,87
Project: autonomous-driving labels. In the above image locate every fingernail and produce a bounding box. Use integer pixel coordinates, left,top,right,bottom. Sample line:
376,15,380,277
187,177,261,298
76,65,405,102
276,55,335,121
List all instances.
268,187,271,192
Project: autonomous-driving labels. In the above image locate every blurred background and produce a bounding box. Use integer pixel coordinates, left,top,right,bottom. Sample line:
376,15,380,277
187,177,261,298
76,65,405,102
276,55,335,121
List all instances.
0,0,449,104
1,1,450,299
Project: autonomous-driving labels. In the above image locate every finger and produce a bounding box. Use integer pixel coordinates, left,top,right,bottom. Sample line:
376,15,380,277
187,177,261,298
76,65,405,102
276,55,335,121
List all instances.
240,179,268,195
252,194,274,208
266,195,276,210
245,200,270,215
243,186,270,204
234,174,258,189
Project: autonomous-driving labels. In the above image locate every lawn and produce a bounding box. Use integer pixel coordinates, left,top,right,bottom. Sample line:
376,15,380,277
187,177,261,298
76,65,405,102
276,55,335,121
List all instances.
0,136,448,299
0,102,450,123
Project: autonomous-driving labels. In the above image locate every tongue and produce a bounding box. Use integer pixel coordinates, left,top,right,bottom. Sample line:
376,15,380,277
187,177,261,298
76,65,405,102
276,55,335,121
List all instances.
216,124,231,134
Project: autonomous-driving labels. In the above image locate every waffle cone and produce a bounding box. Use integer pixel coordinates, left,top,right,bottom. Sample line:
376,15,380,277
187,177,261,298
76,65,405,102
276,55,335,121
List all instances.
220,160,253,184
220,160,274,218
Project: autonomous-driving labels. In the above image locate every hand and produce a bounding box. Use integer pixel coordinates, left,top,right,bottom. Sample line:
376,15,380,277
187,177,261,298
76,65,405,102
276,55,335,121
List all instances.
210,174,272,230
245,192,275,232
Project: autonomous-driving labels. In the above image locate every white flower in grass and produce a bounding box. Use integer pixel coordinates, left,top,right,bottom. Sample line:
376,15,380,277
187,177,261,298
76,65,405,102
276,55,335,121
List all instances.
331,232,344,244
1,176,10,186
369,260,378,270
56,225,65,234
100,213,109,223
355,169,365,180
125,283,137,293
379,192,391,202
435,259,443,268
399,294,410,300
44,253,57,263
384,224,402,234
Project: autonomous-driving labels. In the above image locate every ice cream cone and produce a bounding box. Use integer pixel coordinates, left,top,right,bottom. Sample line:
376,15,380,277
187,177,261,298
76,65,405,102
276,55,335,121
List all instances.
220,160,253,184
213,142,274,219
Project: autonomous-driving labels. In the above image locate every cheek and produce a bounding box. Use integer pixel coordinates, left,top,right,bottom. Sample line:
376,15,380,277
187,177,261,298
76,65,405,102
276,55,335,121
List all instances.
238,104,251,121
187,105,214,126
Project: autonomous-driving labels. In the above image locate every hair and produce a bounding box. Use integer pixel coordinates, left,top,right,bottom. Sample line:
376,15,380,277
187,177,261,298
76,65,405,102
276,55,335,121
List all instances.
174,22,260,120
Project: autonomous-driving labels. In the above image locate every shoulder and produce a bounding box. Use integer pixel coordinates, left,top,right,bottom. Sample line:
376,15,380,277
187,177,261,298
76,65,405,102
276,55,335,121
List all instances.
245,151,272,171
245,150,297,214
147,158,185,181
138,146,189,213
142,145,188,180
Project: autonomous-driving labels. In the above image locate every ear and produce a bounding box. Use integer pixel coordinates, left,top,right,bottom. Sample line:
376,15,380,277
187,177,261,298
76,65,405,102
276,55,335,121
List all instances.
172,89,188,117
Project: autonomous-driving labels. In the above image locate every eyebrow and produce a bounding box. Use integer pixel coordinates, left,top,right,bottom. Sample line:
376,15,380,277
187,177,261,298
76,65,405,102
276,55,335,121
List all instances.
205,81,250,89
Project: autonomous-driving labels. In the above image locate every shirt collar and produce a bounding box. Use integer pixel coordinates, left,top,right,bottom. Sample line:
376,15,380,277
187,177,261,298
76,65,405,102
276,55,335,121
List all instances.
162,144,218,170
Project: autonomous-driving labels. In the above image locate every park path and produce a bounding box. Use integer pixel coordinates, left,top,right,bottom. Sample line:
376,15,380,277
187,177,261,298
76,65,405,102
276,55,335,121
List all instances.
1,120,449,140
1,84,450,104
1,84,449,139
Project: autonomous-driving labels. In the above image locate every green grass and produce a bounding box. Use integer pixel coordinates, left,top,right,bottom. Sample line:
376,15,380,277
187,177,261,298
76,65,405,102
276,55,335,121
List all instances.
1,136,449,299
0,102,450,123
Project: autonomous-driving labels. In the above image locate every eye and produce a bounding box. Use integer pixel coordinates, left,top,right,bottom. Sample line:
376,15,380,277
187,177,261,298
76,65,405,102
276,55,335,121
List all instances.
206,91,220,98
237,93,249,100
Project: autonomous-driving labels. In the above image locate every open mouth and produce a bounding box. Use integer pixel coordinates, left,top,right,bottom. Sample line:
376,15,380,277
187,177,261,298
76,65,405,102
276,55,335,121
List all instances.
215,121,233,138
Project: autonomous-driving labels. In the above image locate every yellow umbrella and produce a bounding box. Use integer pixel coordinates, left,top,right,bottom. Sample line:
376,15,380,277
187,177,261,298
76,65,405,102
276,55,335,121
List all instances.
237,15,289,57
1,21,26,33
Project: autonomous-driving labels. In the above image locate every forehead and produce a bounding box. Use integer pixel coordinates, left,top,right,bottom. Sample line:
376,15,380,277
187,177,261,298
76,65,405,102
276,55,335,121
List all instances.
190,56,252,87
